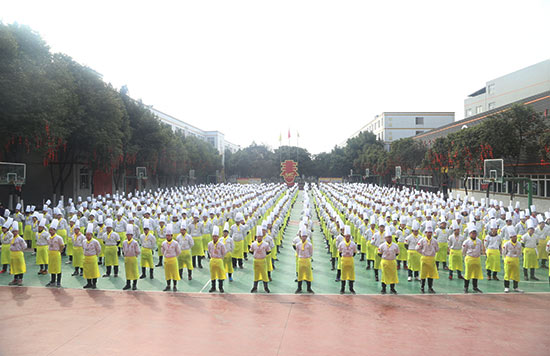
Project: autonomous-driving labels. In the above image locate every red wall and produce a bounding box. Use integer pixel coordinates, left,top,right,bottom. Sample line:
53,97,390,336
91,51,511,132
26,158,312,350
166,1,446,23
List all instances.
93,171,112,196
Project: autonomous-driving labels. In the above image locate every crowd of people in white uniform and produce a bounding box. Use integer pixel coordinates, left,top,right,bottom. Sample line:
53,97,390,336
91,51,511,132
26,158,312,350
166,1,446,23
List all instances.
2,181,549,296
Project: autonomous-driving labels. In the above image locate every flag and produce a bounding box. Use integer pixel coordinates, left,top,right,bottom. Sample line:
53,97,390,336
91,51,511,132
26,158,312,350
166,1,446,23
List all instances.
288,129,291,139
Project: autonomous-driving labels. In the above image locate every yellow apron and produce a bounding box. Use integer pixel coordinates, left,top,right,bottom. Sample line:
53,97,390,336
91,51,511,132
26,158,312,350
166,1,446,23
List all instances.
83,255,100,279
485,249,501,272
504,256,520,282
297,257,313,282
522,248,539,269
191,236,204,256
407,250,421,272
397,242,407,261
177,249,193,270
48,250,61,274
464,256,484,280
209,257,226,280
72,246,84,268
164,256,180,281
435,242,448,263
36,245,49,265
253,257,269,282
1,244,11,265
104,245,118,266
381,258,398,284
448,249,463,271
232,240,244,259
9,250,26,274
124,256,139,280
420,255,439,279
141,247,154,269
341,256,355,281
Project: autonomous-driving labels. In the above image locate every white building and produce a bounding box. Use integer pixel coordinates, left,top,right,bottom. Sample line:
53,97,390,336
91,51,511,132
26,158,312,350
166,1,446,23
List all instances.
347,112,455,150
148,107,240,164
464,59,550,118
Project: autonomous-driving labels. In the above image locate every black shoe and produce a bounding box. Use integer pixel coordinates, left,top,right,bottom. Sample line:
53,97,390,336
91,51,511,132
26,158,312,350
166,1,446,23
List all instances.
123,284,131,290
264,286,270,293
102,274,110,278
139,274,146,279
375,276,379,282
219,285,224,293
208,287,216,293
132,285,137,291
381,289,387,294
83,284,92,289
163,286,171,291
156,262,162,267
349,288,356,295
464,288,469,294
420,287,425,293
340,289,345,294
250,287,257,293
172,286,177,292
390,289,397,295
473,288,483,293
46,282,55,287
428,288,436,294
295,288,302,294
531,276,540,281
307,288,314,294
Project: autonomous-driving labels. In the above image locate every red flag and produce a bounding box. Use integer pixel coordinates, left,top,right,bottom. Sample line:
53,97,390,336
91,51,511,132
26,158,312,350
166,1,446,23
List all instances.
288,129,291,139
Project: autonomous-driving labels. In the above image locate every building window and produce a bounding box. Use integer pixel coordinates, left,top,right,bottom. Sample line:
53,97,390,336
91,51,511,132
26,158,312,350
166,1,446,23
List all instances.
476,106,483,114
79,167,89,189
488,102,495,110
415,117,424,125
415,130,424,135
466,108,473,117
487,83,495,95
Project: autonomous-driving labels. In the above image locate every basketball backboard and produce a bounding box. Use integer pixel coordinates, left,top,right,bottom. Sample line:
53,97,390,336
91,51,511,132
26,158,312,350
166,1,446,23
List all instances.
0,162,26,185
483,159,503,183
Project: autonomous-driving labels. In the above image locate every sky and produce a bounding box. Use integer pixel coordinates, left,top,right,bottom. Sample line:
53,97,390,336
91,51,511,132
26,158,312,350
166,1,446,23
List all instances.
2,0,550,154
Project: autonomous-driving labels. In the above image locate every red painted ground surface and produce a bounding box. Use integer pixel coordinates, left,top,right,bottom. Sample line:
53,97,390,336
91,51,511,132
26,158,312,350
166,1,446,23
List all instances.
1,287,549,356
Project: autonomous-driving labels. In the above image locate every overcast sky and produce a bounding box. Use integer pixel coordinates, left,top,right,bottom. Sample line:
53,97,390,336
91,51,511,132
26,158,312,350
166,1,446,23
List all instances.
2,0,550,154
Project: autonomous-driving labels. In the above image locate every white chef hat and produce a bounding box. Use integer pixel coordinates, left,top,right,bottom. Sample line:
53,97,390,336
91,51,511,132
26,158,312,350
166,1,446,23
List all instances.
223,222,229,232
451,220,460,230
537,214,544,224
256,226,263,236
165,224,173,235
11,221,19,231
344,225,351,235
212,226,220,236
468,223,477,234
526,220,535,230
507,226,517,237
105,219,113,228
143,220,150,230
180,222,187,231
424,221,433,232
39,218,47,228
50,219,59,230
126,225,134,235
411,220,420,231
86,223,94,233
